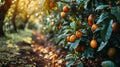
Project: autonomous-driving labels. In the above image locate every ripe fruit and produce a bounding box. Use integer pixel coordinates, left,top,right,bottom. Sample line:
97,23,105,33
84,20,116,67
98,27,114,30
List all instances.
58,24,62,29
75,30,83,38
108,1,112,5
70,35,76,42
88,14,94,26
63,6,69,12
108,48,116,57
80,45,85,52
112,22,119,31
91,24,98,32
61,12,66,18
88,14,94,22
49,2,55,8
75,45,85,52
67,36,70,42
75,45,81,52
88,21,93,26
90,40,97,49
77,21,81,26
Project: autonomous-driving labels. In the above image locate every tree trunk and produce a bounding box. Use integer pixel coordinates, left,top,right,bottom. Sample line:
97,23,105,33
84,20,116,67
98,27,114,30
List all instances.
0,0,12,37
12,0,19,32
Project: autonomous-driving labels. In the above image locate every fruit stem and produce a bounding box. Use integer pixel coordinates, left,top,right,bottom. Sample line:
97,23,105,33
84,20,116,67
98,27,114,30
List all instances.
92,34,96,40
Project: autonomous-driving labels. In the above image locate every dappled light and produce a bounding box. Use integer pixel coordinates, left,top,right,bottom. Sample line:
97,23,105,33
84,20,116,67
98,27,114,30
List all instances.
0,0,120,67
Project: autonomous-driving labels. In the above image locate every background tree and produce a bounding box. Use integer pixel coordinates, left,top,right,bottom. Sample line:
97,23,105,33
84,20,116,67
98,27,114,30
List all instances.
0,0,12,36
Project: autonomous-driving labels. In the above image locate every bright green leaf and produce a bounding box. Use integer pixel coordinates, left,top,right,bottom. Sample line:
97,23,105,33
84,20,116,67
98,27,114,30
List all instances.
95,5,109,11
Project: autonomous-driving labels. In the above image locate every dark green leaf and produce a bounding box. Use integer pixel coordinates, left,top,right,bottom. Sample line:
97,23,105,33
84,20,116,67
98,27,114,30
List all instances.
96,12,109,24
101,20,113,41
82,47,94,58
97,41,108,51
84,0,91,9
77,62,84,67
99,20,113,51
105,20,113,41
111,7,120,23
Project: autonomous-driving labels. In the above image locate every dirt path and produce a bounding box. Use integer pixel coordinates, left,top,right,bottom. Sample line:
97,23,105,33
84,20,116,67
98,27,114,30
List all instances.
15,31,68,67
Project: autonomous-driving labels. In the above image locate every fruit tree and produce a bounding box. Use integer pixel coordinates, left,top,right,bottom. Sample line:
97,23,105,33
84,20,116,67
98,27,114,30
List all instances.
43,0,120,66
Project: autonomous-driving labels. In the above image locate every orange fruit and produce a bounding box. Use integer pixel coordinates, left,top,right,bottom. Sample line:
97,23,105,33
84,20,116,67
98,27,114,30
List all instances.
108,1,112,5
67,36,70,42
88,14,94,23
88,21,93,26
112,22,119,31
75,45,85,52
75,45,81,52
80,45,85,52
91,24,98,32
75,30,83,38
77,21,81,26
58,24,62,29
90,40,97,49
61,12,66,18
108,48,116,57
70,35,76,42
49,2,55,8
63,6,69,12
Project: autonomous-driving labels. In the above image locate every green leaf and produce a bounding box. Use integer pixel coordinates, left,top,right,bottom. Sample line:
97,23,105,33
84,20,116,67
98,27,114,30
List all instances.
66,60,75,67
96,12,109,24
82,47,94,58
77,62,84,67
105,20,113,41
111,7,120,23
70,38,81,49
98,20,113,51
63,29,72,34
93,27,102,33
70,21,77,32
97,41,108,51
58,34,67,39
84,0,91,9
58,39,65,46
101,61,116,67
95,5,109,11
101,20,113,41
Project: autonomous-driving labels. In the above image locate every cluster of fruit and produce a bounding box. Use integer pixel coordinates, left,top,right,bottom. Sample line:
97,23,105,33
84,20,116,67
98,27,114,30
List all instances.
48,0,119,57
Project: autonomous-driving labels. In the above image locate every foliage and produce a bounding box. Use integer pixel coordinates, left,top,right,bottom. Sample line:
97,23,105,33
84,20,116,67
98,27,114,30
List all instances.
43,0,120,66
0,30,33,66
